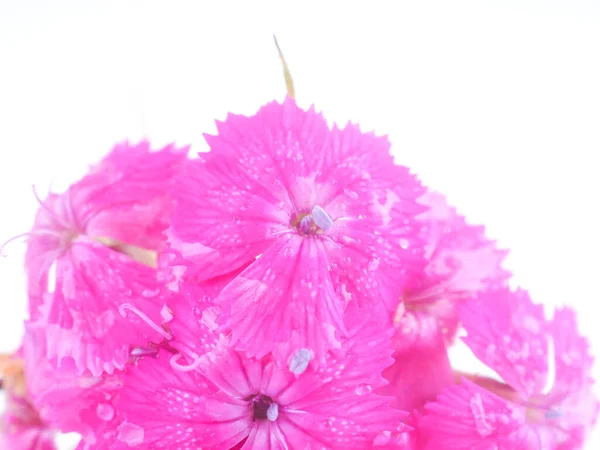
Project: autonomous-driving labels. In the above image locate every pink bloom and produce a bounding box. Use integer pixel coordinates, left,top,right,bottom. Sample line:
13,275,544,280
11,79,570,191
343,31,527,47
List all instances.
24,141,188,375
155,274,239,371
0,392,56,450
382,193,507,413
0,353,56,450
168,98,425,364
380,333,454,413
392,191,509,352
114,310,407,449
22,325,123,449
419,289,599,449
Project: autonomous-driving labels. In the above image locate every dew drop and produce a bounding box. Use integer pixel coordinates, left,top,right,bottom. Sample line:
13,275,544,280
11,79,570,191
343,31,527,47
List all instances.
117,422,144,446
96,403,115,421
355,383,372,396
160,305,173,323
372,430,392,446
141,288,160,298
321,418,334,430
289,348,312,375
343,188,359,200
200,307,219,331
398,238,410,250
368,258,380,271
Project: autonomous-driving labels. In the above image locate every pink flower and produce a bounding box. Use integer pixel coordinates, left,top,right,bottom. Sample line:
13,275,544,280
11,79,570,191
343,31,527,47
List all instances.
168,98,425,364
392,191,509,352
24,141,188,375
381,193,508,413
0,353,56,450
113,309,407,449
379,333,454,413
22,325,123,449
419,289,599,449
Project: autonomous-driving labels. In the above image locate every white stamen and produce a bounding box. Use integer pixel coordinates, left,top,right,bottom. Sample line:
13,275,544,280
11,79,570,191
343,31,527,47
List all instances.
130,347,158,357
170,353,202,372
119,303,172,341
311,205,333,231
545,409,563,419
299,215,313,234
289,348,312,375
541,336,556,395
266,403,279,421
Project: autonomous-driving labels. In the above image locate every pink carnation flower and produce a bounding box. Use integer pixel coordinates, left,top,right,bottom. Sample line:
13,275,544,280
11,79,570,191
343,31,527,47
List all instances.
113,309,407,449
168,98,425,364
392,191,509,351
0,353,56,450
382,193,509,412
24,141,188,375
419,289,599,449
22,325,123,449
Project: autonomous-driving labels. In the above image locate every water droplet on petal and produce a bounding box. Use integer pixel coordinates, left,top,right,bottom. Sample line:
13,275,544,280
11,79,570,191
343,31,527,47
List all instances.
141,288,160,298
399,238,410,250
96,403,115,421
160,305,173,323
117,422,144,446
312,205,334,231
355,383,372,396
368,258,380,271
321,418,334,430
201,307,219,331
372,430,392,446
289,348,312,375
343,188,359,200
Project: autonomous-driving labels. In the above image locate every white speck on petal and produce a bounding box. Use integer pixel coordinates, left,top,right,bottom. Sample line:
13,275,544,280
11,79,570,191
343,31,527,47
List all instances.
267,403,279,421
161,305,174,323
117,422,145,446
289,348,312,374
311,205,333,231
201,307,219,331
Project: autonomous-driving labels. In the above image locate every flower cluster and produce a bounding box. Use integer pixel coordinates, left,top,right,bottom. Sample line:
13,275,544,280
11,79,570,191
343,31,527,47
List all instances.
1,99,598,449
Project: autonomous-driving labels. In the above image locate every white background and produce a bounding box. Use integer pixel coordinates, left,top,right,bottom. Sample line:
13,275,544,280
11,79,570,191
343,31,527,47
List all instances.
1,1,599,448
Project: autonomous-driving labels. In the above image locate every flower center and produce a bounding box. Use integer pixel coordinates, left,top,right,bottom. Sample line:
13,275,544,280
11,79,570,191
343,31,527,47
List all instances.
291,205,334,236
251,394,279,421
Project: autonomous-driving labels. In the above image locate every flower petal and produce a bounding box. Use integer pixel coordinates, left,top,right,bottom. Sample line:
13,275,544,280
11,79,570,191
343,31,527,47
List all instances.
420,379,529,450
115,352,250,449
36,240,167,376
381,334,454,413
219,234,344,364
460,289,551,397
